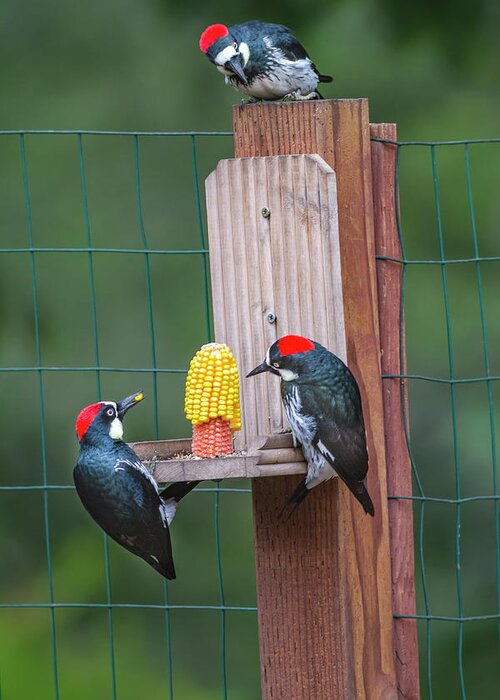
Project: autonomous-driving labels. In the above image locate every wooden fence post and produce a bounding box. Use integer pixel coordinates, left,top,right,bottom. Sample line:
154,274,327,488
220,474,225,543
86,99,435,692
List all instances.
231,99,399,699
371,123,420,699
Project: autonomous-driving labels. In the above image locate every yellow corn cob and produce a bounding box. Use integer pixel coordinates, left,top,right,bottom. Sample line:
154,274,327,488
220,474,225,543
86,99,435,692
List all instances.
184,343,241,458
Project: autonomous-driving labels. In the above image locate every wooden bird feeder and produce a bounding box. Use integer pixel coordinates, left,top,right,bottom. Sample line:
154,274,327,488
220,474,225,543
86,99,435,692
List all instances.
132,101,419,700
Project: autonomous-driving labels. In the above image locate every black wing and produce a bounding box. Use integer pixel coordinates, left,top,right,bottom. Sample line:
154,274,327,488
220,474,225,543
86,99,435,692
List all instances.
299,372,374,516
231,21,332,81
271,26,310,62
231,21,309,61
74,458,176,578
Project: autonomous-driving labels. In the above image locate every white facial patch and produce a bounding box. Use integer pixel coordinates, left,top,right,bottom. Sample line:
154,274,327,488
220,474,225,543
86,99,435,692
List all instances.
214,44,238,66
278,368,299,382
108,417,124,440
239,41,250,66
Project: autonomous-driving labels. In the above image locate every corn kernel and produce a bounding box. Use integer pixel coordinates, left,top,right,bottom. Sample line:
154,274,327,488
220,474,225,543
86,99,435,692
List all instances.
184,342,242,445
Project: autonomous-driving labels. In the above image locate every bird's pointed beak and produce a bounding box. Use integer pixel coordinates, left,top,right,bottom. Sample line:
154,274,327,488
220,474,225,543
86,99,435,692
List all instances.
116,391,144,419
247,361,270,378
226,55,248,83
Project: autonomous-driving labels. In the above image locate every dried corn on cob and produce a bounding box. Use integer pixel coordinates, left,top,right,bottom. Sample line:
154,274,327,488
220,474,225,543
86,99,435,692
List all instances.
185,343,241,458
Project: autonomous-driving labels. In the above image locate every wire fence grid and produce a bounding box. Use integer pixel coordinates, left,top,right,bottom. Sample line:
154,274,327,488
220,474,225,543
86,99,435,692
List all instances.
375,135,499,700
0,130,499,699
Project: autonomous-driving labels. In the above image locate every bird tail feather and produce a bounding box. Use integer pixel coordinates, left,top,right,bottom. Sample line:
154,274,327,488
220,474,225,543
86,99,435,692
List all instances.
151,554,176,581
160,480,200,504
278,478,311,520
152,481,200,581
346,479,375,517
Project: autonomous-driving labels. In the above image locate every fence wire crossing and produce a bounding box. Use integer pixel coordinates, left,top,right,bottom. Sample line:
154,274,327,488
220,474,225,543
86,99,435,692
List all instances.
0,131,499,699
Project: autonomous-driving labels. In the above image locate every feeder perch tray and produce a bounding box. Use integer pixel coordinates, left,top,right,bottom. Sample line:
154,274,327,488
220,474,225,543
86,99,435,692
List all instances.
130,433,308,484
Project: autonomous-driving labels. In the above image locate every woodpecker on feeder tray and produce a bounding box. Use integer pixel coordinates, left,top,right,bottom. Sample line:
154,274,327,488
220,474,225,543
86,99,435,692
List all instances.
199,21,332,101
74,391,199,579
247,335,375,517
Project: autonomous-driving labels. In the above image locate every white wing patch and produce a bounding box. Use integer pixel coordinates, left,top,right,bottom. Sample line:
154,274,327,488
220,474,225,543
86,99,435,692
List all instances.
317,439,335,464
114,458,159,493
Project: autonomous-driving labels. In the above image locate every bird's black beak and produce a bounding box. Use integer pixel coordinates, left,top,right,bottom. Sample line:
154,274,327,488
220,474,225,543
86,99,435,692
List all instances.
225,55,248,84
247,361,271,378
116,391,144,419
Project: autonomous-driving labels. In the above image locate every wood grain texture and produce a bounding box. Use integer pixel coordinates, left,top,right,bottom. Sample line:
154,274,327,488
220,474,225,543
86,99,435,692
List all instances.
205,152,346,451
131,434,307,483
371,123,420,699
152,458,307,483
233,100,398,700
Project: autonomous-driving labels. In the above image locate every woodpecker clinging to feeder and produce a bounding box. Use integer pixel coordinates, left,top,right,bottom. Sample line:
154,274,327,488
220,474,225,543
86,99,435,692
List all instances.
199,21,333,101
247,335,375,517
74,391,198,579
185,343,241,458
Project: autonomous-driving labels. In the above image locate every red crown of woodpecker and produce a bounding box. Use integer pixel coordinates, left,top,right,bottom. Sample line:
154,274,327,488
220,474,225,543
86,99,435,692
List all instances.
277,335,315,357
199,24,229,53
76,402,105,441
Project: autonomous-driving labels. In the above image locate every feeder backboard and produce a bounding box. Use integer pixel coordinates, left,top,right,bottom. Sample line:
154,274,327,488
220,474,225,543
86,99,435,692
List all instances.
205,153,345,450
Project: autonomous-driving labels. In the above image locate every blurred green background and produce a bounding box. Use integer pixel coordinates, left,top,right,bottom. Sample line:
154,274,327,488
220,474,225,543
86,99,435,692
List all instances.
0,0,499,698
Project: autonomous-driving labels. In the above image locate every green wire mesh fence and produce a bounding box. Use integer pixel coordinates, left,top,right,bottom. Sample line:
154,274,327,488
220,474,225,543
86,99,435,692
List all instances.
375,136,500,699
0,130,258,700
0,130,499,699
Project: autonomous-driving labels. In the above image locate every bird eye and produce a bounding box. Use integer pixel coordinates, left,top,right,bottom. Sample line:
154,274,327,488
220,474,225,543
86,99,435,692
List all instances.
273,362,280,368
233,41,238,50
106,408,115,417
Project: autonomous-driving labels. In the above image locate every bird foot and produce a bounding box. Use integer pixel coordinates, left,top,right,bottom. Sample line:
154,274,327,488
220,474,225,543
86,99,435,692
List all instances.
275,426,300,448
281,91,321,102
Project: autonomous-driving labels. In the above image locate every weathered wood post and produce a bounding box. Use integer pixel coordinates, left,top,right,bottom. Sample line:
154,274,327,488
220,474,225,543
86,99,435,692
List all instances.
224,99,399,699
131,100,419,698
371,123,420,700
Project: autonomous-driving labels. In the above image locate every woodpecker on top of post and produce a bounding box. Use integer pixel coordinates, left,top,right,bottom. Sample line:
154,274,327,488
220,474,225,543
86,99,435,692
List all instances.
199,20,332,101
247,335,375,517
73,391,198,579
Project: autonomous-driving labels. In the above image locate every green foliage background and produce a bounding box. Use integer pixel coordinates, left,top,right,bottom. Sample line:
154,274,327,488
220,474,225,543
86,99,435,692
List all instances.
0,0,499,698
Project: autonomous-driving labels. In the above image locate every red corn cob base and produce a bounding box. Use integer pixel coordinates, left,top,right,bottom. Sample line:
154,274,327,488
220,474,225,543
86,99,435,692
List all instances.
192,418,233,458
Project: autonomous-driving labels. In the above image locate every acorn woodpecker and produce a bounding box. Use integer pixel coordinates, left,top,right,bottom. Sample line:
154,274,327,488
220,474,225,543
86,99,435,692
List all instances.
247,335,375,517
74,391,199,579
199,21,332,101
